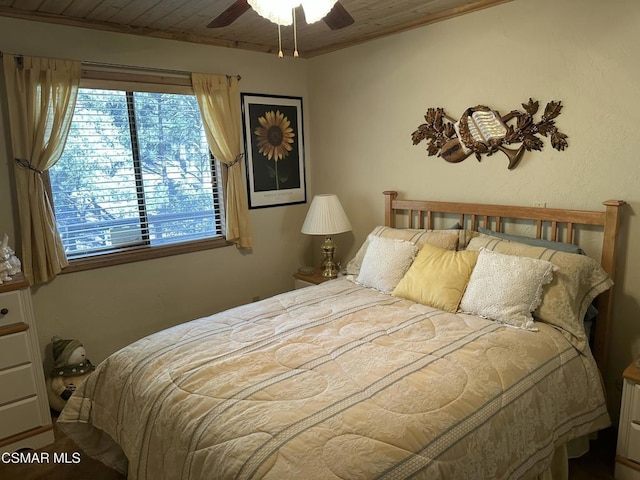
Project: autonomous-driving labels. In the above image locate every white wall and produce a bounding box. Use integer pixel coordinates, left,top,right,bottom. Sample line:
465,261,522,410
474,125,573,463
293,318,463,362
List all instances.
0,18,314,363
307,0,640,420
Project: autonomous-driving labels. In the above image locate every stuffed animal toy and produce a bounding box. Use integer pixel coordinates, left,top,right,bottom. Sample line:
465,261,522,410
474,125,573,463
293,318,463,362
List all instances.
0,233,21,284
46,336,95,412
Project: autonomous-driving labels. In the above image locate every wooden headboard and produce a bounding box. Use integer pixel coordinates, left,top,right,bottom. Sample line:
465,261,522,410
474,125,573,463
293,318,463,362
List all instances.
383,190,626,374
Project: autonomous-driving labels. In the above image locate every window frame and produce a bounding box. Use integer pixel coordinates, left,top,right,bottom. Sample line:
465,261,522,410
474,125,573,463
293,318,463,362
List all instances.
48,65,231,274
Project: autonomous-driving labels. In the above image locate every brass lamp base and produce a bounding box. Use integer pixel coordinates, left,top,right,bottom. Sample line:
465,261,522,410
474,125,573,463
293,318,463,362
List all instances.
320,236,339,278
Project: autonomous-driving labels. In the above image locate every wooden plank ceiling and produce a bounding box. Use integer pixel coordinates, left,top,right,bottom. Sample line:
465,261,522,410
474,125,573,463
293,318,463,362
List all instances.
0,0,512,58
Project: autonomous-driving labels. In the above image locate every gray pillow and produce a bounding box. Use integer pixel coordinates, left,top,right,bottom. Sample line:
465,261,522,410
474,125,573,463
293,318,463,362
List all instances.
477,227,585,255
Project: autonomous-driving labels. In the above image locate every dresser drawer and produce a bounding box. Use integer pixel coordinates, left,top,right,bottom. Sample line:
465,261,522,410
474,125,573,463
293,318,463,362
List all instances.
627,383,640,464
627,421,640,464
0,364,37,406
631,384,640,424
0,290,26,328
0,331,31,370
0,396,43,441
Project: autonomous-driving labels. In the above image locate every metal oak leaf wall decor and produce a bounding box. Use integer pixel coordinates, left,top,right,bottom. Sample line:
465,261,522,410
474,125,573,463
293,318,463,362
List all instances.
411,98,568,170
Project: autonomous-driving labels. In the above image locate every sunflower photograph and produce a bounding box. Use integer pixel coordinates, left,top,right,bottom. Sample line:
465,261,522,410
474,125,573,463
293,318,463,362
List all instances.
242,94,306,209
255,110,295,162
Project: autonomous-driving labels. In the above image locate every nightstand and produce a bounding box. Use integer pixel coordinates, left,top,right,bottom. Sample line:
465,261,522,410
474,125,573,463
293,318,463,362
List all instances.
293,270,339,289
616,359,640,479
0,273,55,453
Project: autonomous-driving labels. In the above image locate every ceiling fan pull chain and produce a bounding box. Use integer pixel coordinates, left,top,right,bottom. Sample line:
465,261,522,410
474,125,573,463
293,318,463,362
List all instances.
293,8,299,57
278,24,283,58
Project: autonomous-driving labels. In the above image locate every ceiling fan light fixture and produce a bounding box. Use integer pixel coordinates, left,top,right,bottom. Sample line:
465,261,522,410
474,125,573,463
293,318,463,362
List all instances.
247,0,338,26
247,0,340,57
247,0,296,26
300,0,338,24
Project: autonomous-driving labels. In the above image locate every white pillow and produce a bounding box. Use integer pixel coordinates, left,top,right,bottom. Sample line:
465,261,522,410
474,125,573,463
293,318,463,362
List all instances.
459,248,557,330
345,226,459,276
355,235,418,294
465,235,612,352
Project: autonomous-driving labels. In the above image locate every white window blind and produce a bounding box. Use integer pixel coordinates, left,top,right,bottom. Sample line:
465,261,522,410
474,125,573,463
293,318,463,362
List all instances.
50,85,223,259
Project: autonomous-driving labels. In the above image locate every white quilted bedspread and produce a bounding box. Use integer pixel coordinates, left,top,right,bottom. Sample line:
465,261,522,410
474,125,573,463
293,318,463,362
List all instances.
58,279,609,480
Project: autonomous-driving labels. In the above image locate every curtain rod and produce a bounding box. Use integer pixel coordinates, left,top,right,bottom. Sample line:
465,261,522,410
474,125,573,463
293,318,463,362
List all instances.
0,52,241,81
82,61,241,81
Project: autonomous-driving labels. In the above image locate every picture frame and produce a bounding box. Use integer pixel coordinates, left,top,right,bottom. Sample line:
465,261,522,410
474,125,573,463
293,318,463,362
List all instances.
241,93,306,209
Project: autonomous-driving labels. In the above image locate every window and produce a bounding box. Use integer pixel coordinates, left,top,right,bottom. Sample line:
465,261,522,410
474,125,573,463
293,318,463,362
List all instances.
49,81,225,266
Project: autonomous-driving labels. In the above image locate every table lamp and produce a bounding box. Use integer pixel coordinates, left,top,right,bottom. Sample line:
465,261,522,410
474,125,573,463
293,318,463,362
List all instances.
301,194,352,278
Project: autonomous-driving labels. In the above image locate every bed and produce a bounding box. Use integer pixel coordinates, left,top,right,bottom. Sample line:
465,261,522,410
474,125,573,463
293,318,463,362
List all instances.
58,191,626,480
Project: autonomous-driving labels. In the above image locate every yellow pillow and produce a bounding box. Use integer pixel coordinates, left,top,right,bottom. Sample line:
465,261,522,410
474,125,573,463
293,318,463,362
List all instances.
393,243,479,312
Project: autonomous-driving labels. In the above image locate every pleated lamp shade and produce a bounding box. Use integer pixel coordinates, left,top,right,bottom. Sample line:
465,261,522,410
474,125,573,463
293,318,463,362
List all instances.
301,194,352,235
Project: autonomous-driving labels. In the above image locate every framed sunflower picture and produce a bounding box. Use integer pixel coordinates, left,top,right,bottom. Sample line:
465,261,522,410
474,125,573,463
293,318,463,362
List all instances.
241,93,306,208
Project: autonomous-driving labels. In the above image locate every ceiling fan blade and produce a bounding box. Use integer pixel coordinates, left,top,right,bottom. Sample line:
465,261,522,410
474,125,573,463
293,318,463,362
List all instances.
323,1,354,30
207,0,251,28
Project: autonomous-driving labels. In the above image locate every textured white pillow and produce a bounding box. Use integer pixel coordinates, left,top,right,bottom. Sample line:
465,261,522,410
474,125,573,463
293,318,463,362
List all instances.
459,248,557,330
345,226,459,276
355,235,418,294
466,235,613,352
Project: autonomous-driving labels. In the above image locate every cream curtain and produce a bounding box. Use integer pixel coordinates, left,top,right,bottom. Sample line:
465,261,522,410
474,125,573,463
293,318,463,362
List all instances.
192,73,253,248
2,54,80,284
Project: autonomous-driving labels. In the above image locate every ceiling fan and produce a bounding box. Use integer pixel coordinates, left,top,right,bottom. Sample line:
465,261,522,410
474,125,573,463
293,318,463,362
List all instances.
207,0,355,30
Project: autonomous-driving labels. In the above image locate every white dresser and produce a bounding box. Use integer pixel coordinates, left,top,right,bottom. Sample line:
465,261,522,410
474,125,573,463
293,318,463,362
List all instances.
616,359,640,479
0,273,54,453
